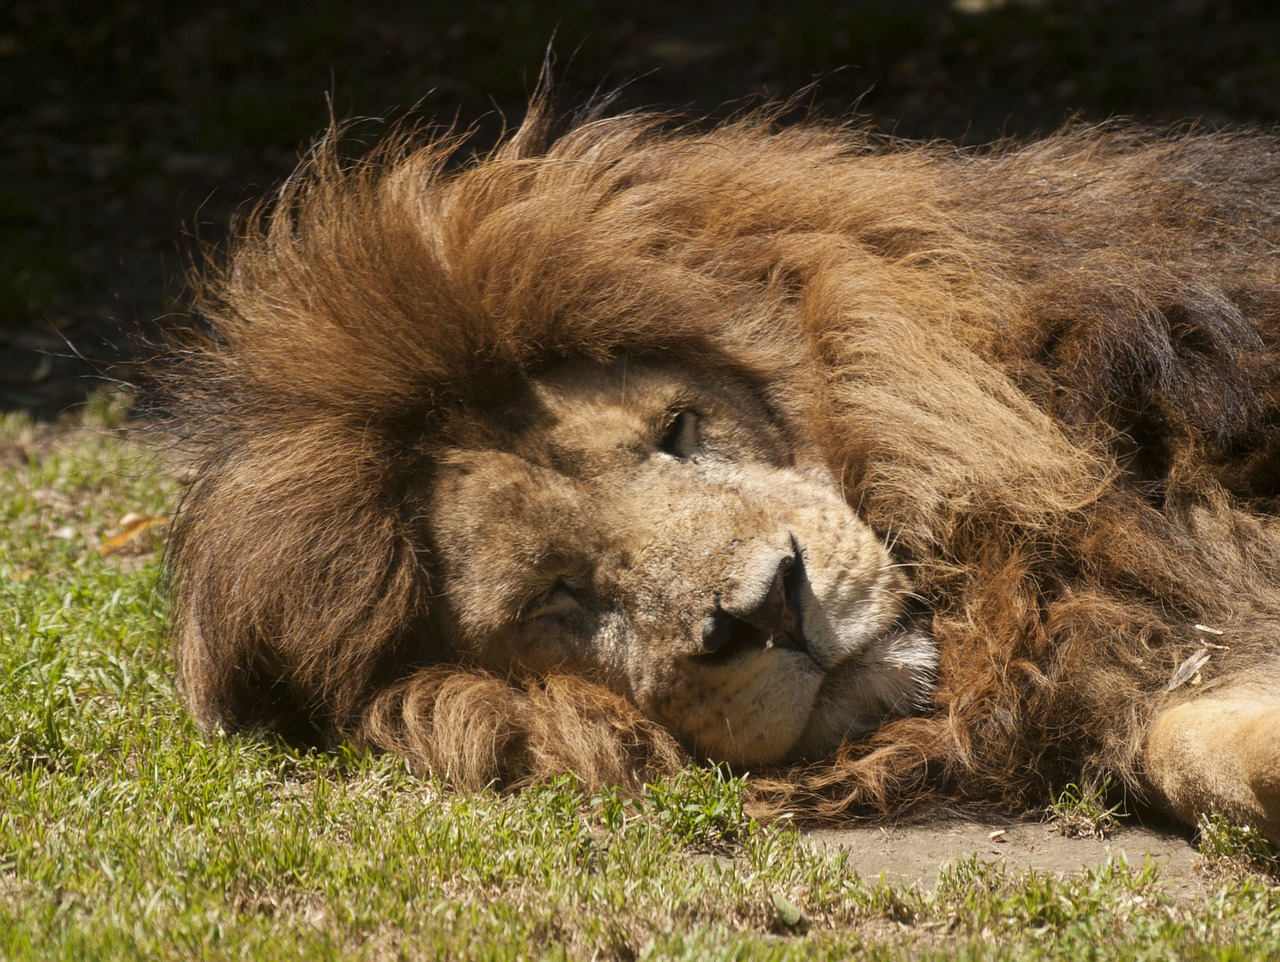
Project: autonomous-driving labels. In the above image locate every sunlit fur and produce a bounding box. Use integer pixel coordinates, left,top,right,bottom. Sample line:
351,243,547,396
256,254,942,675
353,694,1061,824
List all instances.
164,98,1280,830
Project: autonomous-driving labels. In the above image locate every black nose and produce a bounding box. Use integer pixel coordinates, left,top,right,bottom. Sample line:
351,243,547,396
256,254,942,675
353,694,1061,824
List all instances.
698,550,806,661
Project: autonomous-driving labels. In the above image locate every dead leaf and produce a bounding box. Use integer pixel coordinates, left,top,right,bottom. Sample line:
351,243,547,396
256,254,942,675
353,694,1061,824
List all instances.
1167,648,1212,692
99,514,171,556
987,829,1008,843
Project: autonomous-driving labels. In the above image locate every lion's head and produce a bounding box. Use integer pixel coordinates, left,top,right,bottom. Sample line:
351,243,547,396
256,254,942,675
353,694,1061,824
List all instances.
427,355,935,765
164,98,1280,823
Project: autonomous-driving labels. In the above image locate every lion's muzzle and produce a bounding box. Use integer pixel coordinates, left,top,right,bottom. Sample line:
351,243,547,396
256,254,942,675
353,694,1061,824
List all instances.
694,540,808,663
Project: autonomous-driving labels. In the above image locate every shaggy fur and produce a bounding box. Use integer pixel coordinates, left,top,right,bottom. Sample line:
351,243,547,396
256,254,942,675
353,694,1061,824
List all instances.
164,99,1280,823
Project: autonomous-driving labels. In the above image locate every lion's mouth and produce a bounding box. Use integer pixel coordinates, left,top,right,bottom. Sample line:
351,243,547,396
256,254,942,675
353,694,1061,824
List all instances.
692,538,808,665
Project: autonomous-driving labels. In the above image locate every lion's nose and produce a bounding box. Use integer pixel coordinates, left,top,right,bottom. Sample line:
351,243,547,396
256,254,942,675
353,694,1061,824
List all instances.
699,608,735,653
698,551,806,660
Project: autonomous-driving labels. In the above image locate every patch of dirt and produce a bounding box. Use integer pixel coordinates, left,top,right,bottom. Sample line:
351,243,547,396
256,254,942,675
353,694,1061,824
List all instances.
807,819,1205,894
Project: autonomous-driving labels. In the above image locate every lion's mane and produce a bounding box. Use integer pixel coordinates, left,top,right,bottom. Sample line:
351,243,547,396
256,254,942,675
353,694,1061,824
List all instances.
164,101,1280,816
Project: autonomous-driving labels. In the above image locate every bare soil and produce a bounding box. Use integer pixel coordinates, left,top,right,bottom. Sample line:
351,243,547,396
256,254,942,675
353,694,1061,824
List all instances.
809,819,1205,893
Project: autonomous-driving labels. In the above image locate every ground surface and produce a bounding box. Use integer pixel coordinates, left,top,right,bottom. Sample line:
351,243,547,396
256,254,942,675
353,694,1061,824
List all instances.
813,820,1201,892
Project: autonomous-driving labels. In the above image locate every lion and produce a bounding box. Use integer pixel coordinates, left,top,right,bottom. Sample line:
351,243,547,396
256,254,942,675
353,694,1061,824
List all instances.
162,98,1280,841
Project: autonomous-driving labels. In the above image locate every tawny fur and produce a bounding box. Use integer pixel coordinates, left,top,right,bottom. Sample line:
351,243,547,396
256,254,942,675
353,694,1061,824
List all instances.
165,99,1280,820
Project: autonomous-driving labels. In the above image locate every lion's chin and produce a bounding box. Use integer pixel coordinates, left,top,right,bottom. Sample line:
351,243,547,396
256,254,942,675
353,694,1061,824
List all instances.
660,609,937,767
789,615,939,760
652,648,824,767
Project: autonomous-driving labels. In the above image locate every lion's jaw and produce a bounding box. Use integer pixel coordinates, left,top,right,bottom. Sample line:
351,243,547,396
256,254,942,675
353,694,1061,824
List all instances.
428,358,938,767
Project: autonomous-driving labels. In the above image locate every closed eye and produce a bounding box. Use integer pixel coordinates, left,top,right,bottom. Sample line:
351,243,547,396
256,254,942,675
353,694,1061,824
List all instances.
521,579,583,621
658,409,700,459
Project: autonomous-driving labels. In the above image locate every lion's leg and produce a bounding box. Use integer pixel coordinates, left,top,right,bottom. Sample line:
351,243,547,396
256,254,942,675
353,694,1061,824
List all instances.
1143,692,1280,842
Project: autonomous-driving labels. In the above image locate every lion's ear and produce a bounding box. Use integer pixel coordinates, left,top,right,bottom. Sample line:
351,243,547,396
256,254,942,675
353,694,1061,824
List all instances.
170,425,426,746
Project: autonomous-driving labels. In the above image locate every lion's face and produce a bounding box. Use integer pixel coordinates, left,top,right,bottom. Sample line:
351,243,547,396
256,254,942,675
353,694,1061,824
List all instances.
427,357,937,766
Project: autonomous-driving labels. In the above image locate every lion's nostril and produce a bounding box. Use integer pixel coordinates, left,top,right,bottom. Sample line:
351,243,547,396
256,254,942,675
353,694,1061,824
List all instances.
701,610,733,653
733,548,807,653
695,608,771,664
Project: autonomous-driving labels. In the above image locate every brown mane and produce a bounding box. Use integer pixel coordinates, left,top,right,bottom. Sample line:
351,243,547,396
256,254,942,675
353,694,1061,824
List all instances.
164,100,1280,817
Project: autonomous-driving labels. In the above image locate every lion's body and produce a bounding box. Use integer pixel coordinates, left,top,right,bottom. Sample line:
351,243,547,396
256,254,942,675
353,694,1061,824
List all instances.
167,102,1280,836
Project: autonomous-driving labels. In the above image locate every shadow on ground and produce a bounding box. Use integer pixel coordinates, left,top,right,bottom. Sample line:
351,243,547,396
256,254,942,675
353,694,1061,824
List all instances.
2,0,1278,416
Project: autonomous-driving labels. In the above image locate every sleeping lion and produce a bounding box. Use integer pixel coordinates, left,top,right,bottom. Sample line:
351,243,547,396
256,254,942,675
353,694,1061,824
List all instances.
165,98,1280,840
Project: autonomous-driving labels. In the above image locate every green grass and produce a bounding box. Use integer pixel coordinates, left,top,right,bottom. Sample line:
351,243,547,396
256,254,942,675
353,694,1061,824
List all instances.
1044,778,1123,840
4,397,1280,959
